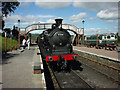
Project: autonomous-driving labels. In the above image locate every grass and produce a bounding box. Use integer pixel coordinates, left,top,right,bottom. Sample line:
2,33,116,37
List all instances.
0,36,18,52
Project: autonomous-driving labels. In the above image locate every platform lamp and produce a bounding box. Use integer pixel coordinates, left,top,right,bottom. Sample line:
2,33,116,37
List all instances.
96,30,99,49
18,19,20,48
10,31,12,51
82,20,85,45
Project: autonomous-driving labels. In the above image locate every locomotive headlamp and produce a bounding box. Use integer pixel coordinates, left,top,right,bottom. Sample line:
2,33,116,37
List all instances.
73,55,77,60
49,57,53,61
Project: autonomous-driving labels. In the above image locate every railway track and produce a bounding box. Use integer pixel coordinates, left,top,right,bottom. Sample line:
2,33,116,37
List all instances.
47,63,61,89
47,64,94,89
43,52,119,88
44,56,119,88
78,54,120,72
53,71,94,89
71,70,94,88
77,55,120,84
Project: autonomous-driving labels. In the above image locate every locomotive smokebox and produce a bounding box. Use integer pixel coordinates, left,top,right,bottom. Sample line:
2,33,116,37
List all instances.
55,18,63,28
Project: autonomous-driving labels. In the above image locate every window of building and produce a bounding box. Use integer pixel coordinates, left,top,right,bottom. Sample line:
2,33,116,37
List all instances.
107,36,110,39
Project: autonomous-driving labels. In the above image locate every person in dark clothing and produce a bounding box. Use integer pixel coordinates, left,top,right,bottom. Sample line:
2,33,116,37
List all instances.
12,25,19,40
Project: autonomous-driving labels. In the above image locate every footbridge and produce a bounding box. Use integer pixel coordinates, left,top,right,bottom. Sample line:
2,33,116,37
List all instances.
20,23,84,46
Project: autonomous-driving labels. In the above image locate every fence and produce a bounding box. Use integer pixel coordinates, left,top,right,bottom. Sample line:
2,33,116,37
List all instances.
1,35,18,53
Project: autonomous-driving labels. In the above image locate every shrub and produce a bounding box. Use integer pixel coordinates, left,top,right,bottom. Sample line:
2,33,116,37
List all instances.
0,36,18,52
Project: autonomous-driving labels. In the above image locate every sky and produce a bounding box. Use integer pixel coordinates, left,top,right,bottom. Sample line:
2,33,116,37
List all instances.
3,0,119,35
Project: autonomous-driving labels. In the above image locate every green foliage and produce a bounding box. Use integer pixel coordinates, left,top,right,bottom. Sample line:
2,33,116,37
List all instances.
116,32,120,43
4,28,12,34
0,36,18,52
1,1,20,30
31,34,40,40
2,1,20,17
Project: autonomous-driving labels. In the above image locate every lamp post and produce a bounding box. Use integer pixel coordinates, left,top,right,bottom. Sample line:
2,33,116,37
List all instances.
96,30,99,49
18,20,20,48
5,31,7,53
78,29,79,46
82,20,85,45
10,31,12,51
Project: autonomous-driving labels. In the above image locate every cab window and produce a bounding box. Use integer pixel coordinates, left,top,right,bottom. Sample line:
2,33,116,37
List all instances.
107,36,110,39
104,36,106,39
111,35,114,37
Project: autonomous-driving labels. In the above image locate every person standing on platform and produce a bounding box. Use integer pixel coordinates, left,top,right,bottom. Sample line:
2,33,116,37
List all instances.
27,38,30,50
22,38,26,50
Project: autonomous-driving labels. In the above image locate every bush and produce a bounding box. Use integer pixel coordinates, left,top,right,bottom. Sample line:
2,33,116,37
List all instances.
0,36,18,52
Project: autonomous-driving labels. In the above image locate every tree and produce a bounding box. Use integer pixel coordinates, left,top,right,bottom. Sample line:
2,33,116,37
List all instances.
0,16,4,30
4,28,12,37
1,1,20,30
116,32,120,43
2,1,20,17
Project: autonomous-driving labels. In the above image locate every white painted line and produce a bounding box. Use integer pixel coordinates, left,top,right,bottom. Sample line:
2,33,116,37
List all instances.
41,64,43,70
38,48,46,88
74,49,120,62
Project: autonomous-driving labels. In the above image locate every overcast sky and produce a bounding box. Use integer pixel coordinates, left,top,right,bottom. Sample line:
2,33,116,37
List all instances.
3,0,119,35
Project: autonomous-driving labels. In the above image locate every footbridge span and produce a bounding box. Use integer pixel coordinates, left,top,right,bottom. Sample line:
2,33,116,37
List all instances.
20,23,84,46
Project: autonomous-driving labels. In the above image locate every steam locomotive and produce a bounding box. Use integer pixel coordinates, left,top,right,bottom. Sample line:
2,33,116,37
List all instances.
37,19,78,69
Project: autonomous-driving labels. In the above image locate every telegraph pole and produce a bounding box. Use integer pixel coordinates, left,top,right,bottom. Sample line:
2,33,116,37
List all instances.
18,20,20,48
5,31,7,53
10,31,12,51
82,20,85,45
96,34,98,48
78,29,79,46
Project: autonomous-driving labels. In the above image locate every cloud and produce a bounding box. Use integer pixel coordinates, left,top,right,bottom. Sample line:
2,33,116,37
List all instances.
69,13,87,25
73,2,117,11
17,0,120,2
18,0,118,11
35,0,72,9
18,0,35,2
97,8,118,20
35,0,72,2
4,15,23,25
4,14,55,27
46,19,55,23
106,20,114,23
73,0,119,2
19,2,32,7
85,27,117,35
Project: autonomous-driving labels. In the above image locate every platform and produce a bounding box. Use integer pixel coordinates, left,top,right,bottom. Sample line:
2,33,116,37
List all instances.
73,46,119,62
2,45,46,88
